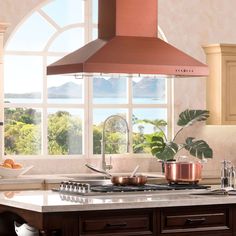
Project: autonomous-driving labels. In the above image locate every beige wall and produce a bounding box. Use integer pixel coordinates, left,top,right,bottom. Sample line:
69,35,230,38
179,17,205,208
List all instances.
0,0,236,176
159,0,236,176
0,0,44,42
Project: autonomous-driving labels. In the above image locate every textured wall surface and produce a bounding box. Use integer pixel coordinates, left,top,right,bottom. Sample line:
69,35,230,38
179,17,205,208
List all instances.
0,0,45,41
0,0,236,176
158,0,236,176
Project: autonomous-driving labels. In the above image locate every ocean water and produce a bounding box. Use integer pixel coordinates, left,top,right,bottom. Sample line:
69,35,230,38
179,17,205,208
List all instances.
5,97,166,104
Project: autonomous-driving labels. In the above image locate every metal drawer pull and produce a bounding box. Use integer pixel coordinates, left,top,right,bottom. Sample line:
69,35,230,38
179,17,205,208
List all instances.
186,218,206,225
106,222,127,228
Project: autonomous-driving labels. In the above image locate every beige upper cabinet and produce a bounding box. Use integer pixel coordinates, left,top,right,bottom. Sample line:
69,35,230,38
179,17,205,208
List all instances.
203,44,236,125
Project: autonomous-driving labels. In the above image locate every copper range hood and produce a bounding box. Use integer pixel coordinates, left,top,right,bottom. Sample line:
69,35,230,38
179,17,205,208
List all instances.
47,0,208,76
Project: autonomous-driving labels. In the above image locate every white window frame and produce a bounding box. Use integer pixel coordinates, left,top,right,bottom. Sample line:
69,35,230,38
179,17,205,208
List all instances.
2,0,173,160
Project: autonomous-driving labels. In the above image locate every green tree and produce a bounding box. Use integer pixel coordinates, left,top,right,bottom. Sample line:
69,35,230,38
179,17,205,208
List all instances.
5,108,40,125
16,123,41,155
105,132,126,154
48,111,82,155
93,125,102,154
4,108,41,155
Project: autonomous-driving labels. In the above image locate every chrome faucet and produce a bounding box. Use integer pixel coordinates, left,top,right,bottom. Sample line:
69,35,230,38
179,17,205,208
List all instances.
101,115,129,171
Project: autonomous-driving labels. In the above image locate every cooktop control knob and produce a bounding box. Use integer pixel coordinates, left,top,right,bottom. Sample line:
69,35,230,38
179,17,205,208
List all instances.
59,181,91,194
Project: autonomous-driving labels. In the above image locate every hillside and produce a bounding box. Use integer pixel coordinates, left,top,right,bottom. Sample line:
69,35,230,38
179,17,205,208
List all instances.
5,77,165,99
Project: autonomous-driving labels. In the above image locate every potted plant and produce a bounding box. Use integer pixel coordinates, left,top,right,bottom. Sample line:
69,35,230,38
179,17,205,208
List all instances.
143,109,213,184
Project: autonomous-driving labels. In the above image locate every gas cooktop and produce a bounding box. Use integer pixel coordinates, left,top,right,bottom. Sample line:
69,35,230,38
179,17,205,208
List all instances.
53,181,209,196
91,183,209,193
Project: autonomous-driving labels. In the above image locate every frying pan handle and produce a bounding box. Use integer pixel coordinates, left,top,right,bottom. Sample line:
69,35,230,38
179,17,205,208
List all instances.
85,164,112,177
130,165,139,177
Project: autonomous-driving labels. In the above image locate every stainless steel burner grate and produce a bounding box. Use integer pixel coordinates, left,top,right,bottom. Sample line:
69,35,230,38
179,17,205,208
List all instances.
52,181,209,196
91,184,209,193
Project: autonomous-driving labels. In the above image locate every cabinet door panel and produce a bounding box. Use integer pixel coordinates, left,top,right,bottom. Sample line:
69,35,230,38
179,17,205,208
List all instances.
204,44,236,124
160,205,232,235
225,59,236,120
80,209,154,236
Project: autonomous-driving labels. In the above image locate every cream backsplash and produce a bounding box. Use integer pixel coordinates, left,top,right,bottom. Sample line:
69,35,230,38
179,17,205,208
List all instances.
16,157,161,175
1,0,236,178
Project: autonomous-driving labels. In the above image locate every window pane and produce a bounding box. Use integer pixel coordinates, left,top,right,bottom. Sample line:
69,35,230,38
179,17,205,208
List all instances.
47,75,84,104
132,77,167,104
93,76,128,104
92,28,98,40
47,56,63,65
92,0,98,24
48,109,83,155
42,0,85,27
132,108,167,153
6,12,56,51
48,28,84,53
4,55,43,103
4,108,42,155
93,109,128,154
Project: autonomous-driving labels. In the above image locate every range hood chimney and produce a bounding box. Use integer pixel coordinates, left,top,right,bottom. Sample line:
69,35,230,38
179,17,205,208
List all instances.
47,0,208,76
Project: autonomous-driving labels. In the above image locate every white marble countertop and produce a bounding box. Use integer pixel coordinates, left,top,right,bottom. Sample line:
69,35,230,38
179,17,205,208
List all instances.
0,188,235,213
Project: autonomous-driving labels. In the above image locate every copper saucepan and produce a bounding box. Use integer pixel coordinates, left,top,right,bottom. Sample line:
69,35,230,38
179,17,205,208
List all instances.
85,164,147,186
164,161,202,184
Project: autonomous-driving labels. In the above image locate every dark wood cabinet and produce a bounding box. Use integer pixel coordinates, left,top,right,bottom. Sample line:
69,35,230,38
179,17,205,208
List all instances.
1,204,236,236
159,205,233,236
79,209,155,236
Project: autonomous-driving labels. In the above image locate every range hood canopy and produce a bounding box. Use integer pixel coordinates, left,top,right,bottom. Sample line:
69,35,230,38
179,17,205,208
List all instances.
47,0,208,77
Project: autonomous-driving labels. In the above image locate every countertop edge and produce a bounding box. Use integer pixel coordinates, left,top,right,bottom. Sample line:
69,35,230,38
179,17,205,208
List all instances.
0,189,235,213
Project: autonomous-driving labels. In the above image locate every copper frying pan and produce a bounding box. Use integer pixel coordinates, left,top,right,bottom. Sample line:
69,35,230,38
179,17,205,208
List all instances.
85,164,147,186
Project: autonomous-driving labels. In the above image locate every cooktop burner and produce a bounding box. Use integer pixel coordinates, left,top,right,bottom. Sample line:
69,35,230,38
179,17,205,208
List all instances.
91,183,209,193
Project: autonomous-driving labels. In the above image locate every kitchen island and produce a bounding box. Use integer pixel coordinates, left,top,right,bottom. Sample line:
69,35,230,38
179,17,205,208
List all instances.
0,189,235,236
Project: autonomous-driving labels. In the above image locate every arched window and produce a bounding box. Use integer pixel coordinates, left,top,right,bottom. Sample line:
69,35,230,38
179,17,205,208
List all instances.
3,0,171,158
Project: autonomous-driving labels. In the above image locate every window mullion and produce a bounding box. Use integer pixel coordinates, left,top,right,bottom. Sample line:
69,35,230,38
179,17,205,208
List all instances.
84,0,93,158
87,76,93,158
84,0,92,42
167,77,174,141
42,55,48,156
128,76,133,154
0,24,8,158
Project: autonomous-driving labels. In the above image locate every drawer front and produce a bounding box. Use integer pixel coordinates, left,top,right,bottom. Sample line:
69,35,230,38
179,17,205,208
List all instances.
80,210,153,235
160,206,232,234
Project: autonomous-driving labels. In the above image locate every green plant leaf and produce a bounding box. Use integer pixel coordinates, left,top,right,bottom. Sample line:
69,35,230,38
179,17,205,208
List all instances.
150,135,179,161
156,142,179,161
145,132,164,143
177,109,210,127
150,136,165,156
184,137,213,159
